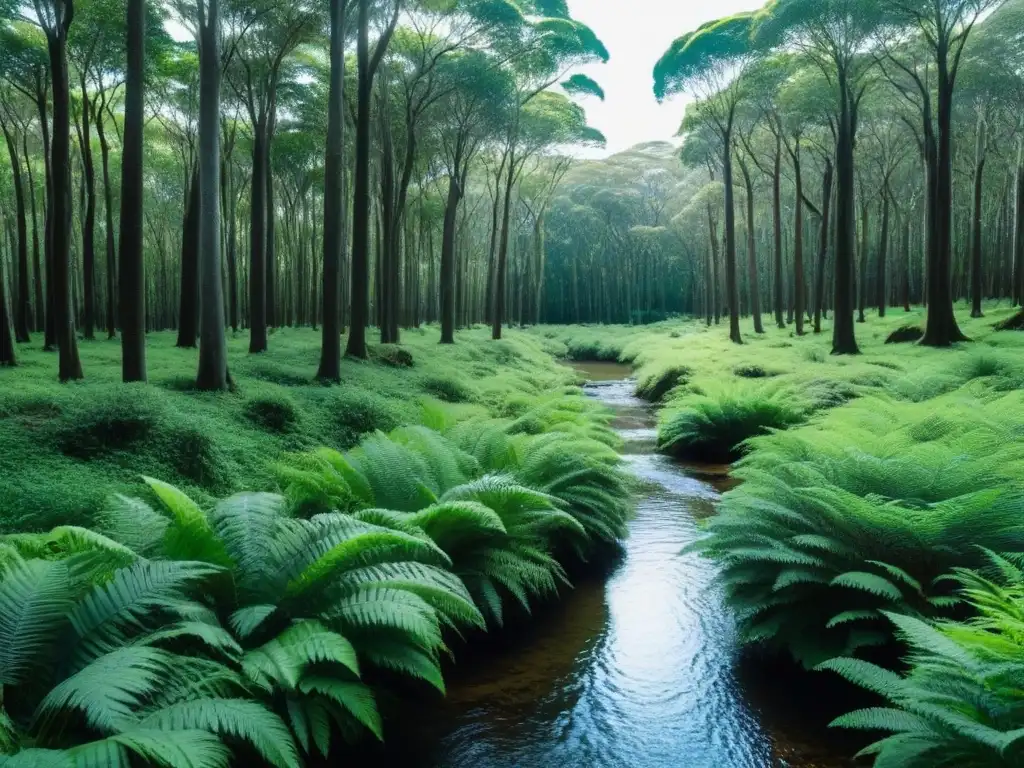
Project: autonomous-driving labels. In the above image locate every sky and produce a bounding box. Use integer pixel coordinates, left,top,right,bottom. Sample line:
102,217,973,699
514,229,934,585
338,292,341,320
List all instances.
566,0,764,158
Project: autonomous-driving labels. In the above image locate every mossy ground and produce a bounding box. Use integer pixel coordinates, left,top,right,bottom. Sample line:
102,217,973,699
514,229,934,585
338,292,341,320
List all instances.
0,326,576,532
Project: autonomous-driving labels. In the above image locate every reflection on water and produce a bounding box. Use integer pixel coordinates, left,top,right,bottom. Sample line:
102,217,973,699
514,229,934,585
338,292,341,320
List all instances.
385,371,854,768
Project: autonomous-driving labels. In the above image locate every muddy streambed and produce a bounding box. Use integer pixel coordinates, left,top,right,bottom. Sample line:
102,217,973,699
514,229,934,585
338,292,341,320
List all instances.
376,362,855,768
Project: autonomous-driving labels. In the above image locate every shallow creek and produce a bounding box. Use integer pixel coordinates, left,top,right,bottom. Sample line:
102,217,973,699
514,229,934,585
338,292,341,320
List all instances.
381,363,855,768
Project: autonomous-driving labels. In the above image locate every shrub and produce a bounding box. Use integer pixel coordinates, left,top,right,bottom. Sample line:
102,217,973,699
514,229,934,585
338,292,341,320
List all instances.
885,325,924,344
657,384,807,463
0,531,298,765
734,365,777,379
419,375,476,403
55,385,163,459
161,418,230,487
244,392,299,432
824,554,1024,767
691,393,1024,668
373,344,414,368
328,390,402,448
635,364,690,402
994,309,1024,331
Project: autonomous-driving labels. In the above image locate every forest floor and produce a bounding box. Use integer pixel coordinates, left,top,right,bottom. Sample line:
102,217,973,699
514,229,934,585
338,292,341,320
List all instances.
0,326,581,532
539,301,1024,420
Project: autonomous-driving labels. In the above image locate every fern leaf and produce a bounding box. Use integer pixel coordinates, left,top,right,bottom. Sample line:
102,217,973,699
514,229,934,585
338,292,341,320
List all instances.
297,677,382,740
830,572,904,602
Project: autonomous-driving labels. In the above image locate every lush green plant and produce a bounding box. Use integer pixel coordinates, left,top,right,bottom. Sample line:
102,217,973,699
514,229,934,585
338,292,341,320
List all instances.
244,392,300,433
0,530,299,767
419,376,477,404
635,364,690,402
690,393,1024,668
657,383,807,463
97,478,484,754
822,552,1024,767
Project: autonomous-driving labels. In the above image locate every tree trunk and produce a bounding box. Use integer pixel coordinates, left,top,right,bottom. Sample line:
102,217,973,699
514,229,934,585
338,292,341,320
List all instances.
345,0,373,360
831,79,859,355
317,0,346,380
792,143,805,335
857,198,868,323
195,0,230,391
176,165,200,347
77,77,97,340
739,157,763,334
95,101,117,338
3,123,31,343
877,187,890,317
265,119,277,330
484,159,503,324
921,57,968,345
119,0,146,380
47,27,83,380
813,158,833,334
772,136,785,328
722,129,741,344
440,176,459,344
1012,141,1024,311
248,120,268,353
0,244,15,365
492,151,516,341
23,133,44,334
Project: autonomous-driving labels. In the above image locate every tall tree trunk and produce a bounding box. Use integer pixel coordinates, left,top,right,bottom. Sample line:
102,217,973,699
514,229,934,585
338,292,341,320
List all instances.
831,79,859,355
176,165,200,347
440,173,461,344
47,25,83,380
857,198,868,323
23,133,44,334
265,118,277,330
877,187,890,317
248,121,268,353
195,0,229,390
346,0,374,359
119,0,146,380
738,157,763,334
317,0,346,380
772,136,785,328
921,58,968,345
1012,140,1024,311
813,158,833,334
3,123,31,342
491,151,516,341
37,74,57,351
722,130,741,344
77,77,97,340
0,242,15,365
95,101,117,338
792,143,805,335
484,159,504,324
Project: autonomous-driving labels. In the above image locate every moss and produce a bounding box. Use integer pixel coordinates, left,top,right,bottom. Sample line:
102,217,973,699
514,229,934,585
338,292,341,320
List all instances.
55,385,164,459
885,325,924,344
420,376,476,403
734,365,778,379
243,392,300,433
329,390,404,448
373,345,414,368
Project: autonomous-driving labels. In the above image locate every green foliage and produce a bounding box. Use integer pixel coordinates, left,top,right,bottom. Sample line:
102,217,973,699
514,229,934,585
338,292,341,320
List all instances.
328,390,404,448
243,392,300,433
657,382,807,463
824,554,1024,766
635,365,690,402
885,325,924,344
692,391,1024,667
419,376,477,403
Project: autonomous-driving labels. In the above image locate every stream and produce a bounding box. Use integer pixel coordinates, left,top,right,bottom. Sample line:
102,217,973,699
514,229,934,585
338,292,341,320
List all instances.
380,363,855,768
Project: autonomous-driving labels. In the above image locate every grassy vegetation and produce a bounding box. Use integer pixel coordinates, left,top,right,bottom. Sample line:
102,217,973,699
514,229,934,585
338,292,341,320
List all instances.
0,327,634,763
0,327,577,532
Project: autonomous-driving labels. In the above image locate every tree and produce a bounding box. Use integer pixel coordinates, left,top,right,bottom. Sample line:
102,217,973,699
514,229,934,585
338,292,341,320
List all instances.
119,0,147,381
315,0,354,381
877,0,1005,344
757,0,883,355
345,0,400,360
655,12,761,345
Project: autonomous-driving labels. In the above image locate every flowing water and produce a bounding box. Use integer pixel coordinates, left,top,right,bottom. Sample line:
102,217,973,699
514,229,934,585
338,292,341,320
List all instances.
379,363,855,768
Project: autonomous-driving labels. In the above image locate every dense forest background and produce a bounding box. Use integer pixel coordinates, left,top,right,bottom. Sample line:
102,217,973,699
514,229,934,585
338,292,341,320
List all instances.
1,0,1024,372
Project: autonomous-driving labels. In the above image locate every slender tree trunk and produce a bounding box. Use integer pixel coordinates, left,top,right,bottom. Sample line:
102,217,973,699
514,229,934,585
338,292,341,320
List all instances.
722,128,741,344
921,61,968,345
0,243,15,365
484,159,504,324
265,118,277,330
3,124,31,343
792,144,805,335
877,187,890,317
857,198,868,323
346,0,373,359
738,157,762,334
813,158,833,334
95,102,117,338
831,78,859,355
772,136,785,328
440,175,459,344
249,120,268,353
492,151,516,341
195,0,230,390
119,0,146,380
317,0,346,380
176,165,200,347
47,27,83,380
1012,140,1024,311
77,77,97,340
23,133,43,334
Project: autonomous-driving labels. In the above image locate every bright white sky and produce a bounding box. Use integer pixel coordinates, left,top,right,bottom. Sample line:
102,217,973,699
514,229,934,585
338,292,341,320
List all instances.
566,0,764,157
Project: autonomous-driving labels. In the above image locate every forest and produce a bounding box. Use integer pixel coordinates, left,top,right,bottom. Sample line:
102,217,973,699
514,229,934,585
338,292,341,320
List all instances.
2,0,1024,766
